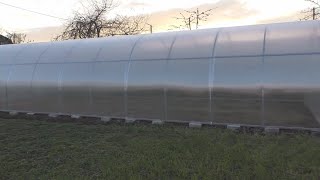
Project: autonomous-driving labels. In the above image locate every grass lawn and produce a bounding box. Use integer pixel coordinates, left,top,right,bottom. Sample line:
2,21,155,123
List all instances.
0,118,320,179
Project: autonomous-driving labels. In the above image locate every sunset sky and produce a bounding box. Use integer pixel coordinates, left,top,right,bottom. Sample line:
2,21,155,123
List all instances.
0,0,314,41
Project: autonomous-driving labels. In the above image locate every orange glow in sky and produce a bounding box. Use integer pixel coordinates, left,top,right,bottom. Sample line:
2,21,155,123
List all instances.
0,0,313,41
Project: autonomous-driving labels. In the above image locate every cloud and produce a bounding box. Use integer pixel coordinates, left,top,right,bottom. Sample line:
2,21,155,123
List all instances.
125,2,150,7
147,0,259,31
26,26,63,42
257,11,303,24
25,0,303,42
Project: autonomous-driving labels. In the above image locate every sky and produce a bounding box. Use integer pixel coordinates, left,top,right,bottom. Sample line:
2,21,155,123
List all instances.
0,0,314,42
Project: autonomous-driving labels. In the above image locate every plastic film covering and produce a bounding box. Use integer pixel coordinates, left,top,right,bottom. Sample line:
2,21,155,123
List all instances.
32,64,60,113
15,42,51,64
96,35,141,61
170,29,218,59
265,21,320,55
166,59,211,121
0,65,10,109
60,63,91,115
127,60,166,119
262,21,320,127
212,57,262,125
65,38,103,62
38,40,79,63
89,61,127,117
0,20,320,129
127,32,176,119
212,25,265,125
0,43,28,65
7,64,35,111
263,55,320,127
131,32,176,60
215,25,265,57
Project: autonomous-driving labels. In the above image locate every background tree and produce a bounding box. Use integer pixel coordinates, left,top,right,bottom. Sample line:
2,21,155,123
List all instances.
111,15,148,36
170,8,214,30
6,32,27,44
56,0,148,40
0,27,32,44
301,0,320,20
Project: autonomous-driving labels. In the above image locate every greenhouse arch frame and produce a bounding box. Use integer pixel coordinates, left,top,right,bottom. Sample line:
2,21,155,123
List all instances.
0,20,320,129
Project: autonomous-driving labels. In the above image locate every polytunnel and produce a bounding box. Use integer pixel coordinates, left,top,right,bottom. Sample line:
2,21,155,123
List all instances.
0,20,320,129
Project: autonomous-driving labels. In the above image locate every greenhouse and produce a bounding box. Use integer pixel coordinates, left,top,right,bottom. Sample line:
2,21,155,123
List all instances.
0,20,320,129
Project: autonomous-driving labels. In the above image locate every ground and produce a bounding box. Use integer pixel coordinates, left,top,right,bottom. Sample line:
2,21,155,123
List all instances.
0,118,320,179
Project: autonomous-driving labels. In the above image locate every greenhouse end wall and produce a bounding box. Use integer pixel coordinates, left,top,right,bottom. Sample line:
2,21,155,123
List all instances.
0,20,320,129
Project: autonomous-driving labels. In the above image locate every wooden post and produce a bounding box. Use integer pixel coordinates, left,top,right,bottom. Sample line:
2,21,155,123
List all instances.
313,7,316,20
196,8,199,29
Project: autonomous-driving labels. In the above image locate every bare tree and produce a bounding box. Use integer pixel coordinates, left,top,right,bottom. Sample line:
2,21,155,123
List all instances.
55,0,148,40
0,27,30,44
6,32,27,44
111,15,148,35
301,0,320,20
171,8,214,30
56,0,114,40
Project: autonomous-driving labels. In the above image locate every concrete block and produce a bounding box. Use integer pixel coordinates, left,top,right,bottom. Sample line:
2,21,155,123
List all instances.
101,116,111,122
9,111,18,116
152,120,164,125
227,124,241,131
125,118,135,124
48,113,59,118
311,130,320,137
264,127,280,135
71,115,81,119
189,122,202,128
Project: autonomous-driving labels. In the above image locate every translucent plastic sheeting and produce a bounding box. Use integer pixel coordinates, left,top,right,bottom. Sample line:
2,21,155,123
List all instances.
65,38,104,63
166,59,210,121
131,32,176,60
15,42,51,64
263,54,320,127
39,40,80,63
96,35,142,61
89,61,127,117
265,21,320,55
32,63,61,113
0,43,28,65
0,20,320,129
127,60,166,120
0,65,10,109
170,29,218,59
215,25,265,57
60,63,91,115
212,57,263,125
7,64,35,111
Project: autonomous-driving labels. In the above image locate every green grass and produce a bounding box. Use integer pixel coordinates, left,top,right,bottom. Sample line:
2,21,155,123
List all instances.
0,118,320,179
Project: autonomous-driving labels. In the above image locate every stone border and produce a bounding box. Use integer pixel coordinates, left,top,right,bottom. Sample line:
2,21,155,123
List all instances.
0,111,319,136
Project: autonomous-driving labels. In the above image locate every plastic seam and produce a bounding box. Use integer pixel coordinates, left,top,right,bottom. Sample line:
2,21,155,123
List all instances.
30,43,53,112
124,35,145,118
57,43,79,114
164,32,178,121
5,45,29,110
89,46,104,114
210,29,221,123
261,26,267,126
